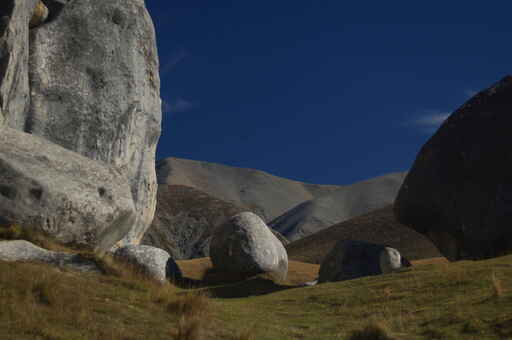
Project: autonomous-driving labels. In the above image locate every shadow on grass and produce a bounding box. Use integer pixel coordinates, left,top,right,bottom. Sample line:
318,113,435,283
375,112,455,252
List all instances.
205,277,294,298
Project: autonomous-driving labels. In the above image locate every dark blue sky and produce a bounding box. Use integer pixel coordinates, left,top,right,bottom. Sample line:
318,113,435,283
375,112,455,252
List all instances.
147,1,512,185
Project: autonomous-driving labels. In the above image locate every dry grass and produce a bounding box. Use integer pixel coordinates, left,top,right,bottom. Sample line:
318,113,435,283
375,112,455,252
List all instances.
347,322,395,340
491,271,504,298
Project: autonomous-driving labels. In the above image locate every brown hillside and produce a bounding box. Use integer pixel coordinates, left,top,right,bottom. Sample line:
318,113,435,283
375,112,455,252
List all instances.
286,205,443,264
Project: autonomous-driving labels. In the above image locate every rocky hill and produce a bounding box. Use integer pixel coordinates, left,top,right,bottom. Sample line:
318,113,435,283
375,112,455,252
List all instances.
269,172,407,241
286,205,442,264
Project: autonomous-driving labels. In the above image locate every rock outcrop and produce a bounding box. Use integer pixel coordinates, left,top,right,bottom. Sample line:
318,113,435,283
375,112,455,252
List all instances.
394,76,512,261
114,245,182,283
142,185,288,260
0,0,37,128
270,172,407,241
318,240,404,283
286,205,442,264
0,127,136,252
210,212,288,282
0,240,100,272
26,0,162,246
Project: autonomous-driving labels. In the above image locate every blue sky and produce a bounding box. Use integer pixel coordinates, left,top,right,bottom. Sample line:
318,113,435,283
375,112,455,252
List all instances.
147,1,512,185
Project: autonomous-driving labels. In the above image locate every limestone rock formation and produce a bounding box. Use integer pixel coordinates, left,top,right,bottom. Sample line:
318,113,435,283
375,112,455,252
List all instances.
0,127,136,252
142,185,288,260
270,172,407,241
27,0,162,247
0,0,37,128
0,240,101,272
209,212,288,282
114,245,182,283
156,157,342,222
286,205,442,264
318,240,404,283
394,76,512,261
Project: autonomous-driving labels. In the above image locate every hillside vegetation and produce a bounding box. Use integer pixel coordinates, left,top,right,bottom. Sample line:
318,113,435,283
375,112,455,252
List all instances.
1,252,511,339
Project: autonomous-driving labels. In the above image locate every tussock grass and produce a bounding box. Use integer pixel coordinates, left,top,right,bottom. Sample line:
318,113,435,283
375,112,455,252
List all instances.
1,244,512,339
347,322,395,340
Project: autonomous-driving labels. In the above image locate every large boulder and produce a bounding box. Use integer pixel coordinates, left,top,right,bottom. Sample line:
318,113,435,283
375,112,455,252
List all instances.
0,0,37,128
114,245,182,283
318,240,403,283
0,240,100,272
26,0,162,246
0,127,136,252
394,76,512,261
142,185,288,260
209,212,288,282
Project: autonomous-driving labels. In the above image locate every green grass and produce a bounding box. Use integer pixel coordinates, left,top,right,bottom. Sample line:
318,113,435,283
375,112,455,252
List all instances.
0,247,512,339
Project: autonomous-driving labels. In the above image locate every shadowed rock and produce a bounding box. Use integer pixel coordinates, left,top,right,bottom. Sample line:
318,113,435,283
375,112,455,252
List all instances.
318,240,404,283
210,212,288,282
394,76,512,261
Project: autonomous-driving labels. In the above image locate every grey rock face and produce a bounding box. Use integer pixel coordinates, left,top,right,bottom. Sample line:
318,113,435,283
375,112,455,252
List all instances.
209,212,288,282
114,245,181,283
318,240,404,283
0,240,101,272
270,172,407,241
156,157,342,222
0,127,137,252
0,0,37,128
142,185,288,260
27,0,162,247
394,76,512,261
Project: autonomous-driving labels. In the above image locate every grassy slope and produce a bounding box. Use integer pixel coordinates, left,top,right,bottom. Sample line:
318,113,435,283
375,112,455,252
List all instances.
1,253,512,339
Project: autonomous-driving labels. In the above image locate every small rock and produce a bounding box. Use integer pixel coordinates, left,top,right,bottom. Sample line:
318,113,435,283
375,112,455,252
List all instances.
114,245,181,283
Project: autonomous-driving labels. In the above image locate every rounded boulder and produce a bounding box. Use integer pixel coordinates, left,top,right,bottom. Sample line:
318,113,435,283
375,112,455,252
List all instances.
209,212,288,282
318,240,404,283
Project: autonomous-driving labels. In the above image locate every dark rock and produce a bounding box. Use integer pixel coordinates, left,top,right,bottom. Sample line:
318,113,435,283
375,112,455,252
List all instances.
209,212,288,282
394,76,512,261
318,240,403,283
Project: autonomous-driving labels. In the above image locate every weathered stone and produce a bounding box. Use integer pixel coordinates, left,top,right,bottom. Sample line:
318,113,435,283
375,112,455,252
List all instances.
27,0,162,247
0,127,136,252
0,0,37,128
114,244,181,283
142,185,288,260
0,240,101,272
29,1,48,28
209,212,288,282
318,240,404,283
394,76,512,261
